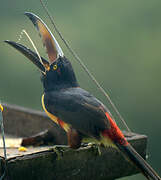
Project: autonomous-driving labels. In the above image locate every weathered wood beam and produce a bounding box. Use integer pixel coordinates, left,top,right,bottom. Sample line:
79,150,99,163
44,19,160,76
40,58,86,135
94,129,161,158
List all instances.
0,134,147,180
2,103,67,145
0,103,147,180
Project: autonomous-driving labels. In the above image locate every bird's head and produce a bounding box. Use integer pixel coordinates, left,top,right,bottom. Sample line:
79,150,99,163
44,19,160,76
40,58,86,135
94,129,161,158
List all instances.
5,12,78,92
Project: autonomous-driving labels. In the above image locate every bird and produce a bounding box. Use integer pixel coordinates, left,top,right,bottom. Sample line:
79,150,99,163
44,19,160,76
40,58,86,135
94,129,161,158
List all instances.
5,12,161,180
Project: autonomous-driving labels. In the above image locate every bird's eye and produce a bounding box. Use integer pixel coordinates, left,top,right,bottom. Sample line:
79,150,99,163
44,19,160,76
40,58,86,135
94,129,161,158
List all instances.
53,64,57,70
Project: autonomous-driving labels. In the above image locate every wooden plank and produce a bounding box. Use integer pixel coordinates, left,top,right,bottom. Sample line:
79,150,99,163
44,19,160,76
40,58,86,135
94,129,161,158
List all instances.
0,133,147,180
1,103,67,145
0,134,147,180
0,103,148,179
5,134,147,180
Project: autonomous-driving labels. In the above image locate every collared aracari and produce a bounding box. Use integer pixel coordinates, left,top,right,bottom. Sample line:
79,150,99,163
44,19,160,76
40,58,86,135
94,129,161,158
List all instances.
5,12,160,180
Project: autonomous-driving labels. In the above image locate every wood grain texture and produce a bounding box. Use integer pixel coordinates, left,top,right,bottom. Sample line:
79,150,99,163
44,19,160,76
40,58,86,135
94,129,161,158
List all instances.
0,103,148,180
1,103,67,145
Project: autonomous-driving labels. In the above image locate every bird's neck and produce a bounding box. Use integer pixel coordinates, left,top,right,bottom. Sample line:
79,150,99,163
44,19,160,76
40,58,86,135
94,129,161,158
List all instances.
43,82,79,92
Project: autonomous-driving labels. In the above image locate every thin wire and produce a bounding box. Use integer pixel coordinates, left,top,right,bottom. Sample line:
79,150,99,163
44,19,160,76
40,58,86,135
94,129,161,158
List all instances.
0,104,7,180
39,0,131,132
0,114,7,160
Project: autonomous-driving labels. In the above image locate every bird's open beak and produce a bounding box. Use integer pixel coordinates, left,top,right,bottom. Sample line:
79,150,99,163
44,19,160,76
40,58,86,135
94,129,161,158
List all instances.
5,12,64,73
5,40,49,73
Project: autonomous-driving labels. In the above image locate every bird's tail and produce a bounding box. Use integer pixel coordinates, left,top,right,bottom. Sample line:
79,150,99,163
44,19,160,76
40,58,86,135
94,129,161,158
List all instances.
103,111,161,180
116,143,161,180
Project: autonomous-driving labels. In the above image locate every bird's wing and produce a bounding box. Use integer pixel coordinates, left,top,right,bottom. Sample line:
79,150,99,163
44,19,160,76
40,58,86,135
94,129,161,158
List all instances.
44,87,110,138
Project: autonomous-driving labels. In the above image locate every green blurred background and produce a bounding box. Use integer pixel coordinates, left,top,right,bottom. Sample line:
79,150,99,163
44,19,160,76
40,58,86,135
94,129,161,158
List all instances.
0,0,161,179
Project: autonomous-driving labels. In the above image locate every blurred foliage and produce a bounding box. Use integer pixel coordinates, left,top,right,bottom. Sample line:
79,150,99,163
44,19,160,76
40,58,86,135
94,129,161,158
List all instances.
0,0,161,179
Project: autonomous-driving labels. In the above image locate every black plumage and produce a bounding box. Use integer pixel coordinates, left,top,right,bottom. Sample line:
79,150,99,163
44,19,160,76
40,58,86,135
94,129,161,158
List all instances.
5,11,161,179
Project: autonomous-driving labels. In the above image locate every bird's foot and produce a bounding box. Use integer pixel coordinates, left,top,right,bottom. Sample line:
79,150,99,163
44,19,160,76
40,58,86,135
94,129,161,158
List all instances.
80,142,101,156
49,145,69,160
88,142,102,155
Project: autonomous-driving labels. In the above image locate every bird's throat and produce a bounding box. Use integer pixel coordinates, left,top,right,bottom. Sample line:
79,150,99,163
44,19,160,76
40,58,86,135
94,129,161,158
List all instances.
41,94,70,132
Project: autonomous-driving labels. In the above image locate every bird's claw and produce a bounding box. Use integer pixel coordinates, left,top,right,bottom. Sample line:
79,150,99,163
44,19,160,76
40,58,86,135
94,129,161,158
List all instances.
49,145,69,160
88,142,102,155
80,142,102,156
